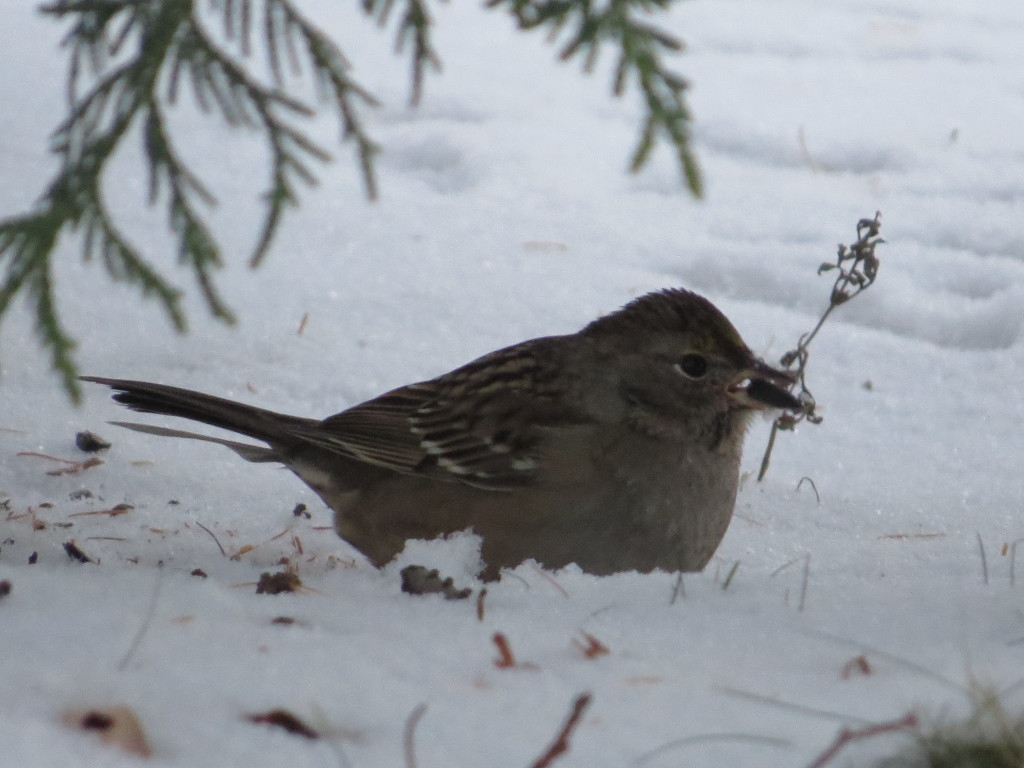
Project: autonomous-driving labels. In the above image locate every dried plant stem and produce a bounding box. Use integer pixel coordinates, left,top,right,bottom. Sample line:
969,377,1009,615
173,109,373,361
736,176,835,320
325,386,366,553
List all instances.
403,703,428,768
118,562,164,671
977,532,989,585
1010,538,1024,586
530,693,593,768
758,213,884,481
194,520,227,557
805,713,917,768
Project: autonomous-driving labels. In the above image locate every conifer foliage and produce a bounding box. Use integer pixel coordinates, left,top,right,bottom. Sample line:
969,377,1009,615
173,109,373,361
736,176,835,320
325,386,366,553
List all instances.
0,0,698,401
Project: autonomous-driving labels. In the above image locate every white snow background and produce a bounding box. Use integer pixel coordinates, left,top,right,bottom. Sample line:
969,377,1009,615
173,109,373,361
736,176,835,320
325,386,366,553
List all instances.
2,1,1024,766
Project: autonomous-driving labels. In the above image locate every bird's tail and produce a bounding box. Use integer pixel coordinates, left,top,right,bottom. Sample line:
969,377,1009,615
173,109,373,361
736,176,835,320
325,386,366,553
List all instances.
81,376,317,463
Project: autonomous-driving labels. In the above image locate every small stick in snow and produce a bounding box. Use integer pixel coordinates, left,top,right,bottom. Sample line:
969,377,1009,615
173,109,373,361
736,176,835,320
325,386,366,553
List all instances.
770,553,811,611
977,532,989,585
403,703,427,768
68,503,134,518
529,693,593,768
718,685,870,724
531,564,569,597
17,451,103,476
804,713,917,768
572,632,609,659
118,562,164,671
1009,538,1024,586
476,588,487,622
194,520,226,557
492,632,517,668
491,632,538,670
796,476,820,503
721,560,741,590
670,573,685,604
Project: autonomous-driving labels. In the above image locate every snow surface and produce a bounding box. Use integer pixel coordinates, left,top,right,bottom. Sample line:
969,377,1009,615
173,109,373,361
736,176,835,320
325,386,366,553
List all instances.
2,1,1024,766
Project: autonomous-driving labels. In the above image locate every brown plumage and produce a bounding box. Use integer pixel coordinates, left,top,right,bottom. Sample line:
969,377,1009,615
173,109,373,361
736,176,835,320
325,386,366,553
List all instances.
83,288,800,580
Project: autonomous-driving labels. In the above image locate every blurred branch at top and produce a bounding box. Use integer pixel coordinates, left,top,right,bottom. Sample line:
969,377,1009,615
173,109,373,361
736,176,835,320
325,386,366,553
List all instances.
0,0,698,401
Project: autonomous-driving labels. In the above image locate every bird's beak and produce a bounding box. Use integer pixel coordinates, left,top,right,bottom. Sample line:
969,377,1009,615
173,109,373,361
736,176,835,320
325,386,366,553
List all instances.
728,360,802,411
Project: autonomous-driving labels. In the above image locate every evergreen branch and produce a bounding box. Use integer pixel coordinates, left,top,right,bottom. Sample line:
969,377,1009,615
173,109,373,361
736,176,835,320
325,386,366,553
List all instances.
262,0,381,210
81,204,186,330
0,1,190,401
0,215,60,320
5,0,703,403
486,0,701,197
0,210,80,400
214,0,254,56
364,0,443,106
139,103,231,321
48,0,377,281
1,0,381,399
29,264,80,402
172,6,340,267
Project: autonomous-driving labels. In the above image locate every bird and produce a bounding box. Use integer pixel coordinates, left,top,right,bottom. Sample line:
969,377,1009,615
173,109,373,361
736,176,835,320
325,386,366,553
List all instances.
83,288,801,580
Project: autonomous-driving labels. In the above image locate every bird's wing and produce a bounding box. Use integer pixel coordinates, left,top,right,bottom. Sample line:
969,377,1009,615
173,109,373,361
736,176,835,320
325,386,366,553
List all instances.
311,381,440,475
298,344,588,490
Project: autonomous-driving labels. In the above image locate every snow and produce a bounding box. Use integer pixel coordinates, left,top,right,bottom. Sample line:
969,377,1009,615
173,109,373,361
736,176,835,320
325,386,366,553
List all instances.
2,1,1024,766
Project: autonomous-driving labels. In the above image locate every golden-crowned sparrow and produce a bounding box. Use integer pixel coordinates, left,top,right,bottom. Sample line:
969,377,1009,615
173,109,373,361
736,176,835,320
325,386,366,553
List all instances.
83,288,800,580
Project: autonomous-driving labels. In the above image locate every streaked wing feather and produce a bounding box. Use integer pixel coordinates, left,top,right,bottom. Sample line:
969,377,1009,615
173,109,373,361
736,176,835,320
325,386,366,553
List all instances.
291,344,585,490
310,382,437,472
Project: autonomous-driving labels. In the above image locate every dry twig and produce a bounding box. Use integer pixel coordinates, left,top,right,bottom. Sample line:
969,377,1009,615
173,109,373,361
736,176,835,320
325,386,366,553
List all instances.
758,213,884,481
529,693,593,768
118,562,164,670
17,451,103,476
573,632,610,659
194,520,226,556
805,713,917,768
403,703,428,768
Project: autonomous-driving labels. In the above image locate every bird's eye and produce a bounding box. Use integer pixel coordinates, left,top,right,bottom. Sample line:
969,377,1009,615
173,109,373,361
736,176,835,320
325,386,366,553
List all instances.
675,353,708,379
